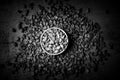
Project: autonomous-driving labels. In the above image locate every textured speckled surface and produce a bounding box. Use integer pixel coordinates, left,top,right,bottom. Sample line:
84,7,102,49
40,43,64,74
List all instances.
0,0,120,80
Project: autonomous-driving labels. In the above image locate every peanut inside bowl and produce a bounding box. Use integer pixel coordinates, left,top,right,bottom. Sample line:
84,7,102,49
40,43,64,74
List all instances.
40,27,69,55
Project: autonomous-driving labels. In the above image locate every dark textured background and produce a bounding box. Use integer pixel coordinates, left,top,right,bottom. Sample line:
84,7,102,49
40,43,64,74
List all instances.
0,0,120,80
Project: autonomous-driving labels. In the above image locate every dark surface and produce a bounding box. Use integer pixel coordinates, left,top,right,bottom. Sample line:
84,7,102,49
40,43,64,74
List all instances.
0,0,120,80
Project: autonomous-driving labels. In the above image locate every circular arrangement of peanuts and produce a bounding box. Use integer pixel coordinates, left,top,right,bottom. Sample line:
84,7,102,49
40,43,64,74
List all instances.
40,27,69,55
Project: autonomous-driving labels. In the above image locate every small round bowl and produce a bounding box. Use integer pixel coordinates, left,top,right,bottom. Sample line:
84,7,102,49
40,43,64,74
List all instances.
40,27,69,55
